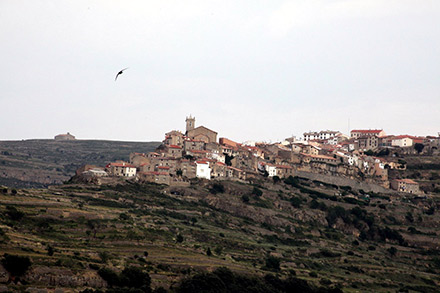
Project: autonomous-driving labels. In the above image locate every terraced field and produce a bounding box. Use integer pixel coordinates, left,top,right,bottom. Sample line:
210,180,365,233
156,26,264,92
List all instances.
0,177,439,292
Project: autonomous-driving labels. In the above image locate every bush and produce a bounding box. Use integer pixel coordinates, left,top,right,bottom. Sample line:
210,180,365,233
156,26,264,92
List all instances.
252,187,263,197
264,255,281,271
98,266,151,291
387,247,397,256
241,195,250,203
2,254,32,280
210,183,225,194
176,234,184,243
290,196,302,208
5,206,25,221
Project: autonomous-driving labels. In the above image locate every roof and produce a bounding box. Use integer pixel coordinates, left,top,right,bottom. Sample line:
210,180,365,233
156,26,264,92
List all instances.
189,150,209,153
302,154,337,160
109,162,136,168
392,135,414,140
168,145,182,149
139,171,169,176
196,160,209,164
188,125,218,134
396,179,418,184
227,166,243,172
275,165,293,169
157,166,170,170
351,129,383,134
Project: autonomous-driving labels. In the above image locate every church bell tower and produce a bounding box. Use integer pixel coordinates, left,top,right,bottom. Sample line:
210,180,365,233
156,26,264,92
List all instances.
186,115,195,134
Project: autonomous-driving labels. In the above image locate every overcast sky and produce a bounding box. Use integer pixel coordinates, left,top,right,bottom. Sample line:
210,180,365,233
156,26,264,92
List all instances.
1,1,439,142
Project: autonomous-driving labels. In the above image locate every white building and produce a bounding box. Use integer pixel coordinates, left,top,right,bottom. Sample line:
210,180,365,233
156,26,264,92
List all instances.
107,162,137,177
196,160,211,180
265,163,277,177
391,136,413,147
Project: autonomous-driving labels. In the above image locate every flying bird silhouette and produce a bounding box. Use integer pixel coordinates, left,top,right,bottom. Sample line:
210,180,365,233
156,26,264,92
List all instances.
115,67,128,81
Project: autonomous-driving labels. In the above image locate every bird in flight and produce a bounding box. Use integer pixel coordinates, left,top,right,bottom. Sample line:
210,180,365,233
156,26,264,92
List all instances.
115,67,128,81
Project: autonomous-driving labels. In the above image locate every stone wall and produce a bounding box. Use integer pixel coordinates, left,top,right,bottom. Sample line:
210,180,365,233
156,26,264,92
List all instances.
296,170,393,194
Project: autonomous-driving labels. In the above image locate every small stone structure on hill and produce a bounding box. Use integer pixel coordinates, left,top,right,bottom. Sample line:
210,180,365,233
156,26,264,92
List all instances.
54,132,76,141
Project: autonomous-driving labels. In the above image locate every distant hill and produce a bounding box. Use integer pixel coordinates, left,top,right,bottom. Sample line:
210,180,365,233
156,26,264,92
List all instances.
0,139,161,188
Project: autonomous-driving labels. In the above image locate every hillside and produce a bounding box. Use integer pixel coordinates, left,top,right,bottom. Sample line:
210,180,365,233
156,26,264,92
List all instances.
0,177,439,292
0,140,160,188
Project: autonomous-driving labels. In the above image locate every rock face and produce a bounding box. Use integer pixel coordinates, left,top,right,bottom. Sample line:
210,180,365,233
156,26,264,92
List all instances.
24,266,106,289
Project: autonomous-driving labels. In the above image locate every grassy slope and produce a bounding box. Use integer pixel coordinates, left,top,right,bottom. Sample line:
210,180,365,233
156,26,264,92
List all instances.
0,178,439,292
0,140,160,188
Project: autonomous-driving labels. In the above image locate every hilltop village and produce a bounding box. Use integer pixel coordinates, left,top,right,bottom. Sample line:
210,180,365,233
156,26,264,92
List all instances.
78,116,440,195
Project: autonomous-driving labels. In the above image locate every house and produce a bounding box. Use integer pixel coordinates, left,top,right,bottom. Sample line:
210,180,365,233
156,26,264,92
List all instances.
82,168,108,178
148,157,178,173
129,153,150,167
54,132,75,141
107,162,137,177
265,163,277,177
196,160,211,180
163,130,185,146
185,115,217,143
183,140,205,152
219,137,240,149
138,171,170,185
211,162,227,178
227,166,246,180
357,135,379,151
351,129,386,138
166,145,183,158
302,144,320,156
391,135,414,147
303,131,319,141
302,154,338,165
390,179,420,194
304,130,342,141
179,160,196,178
274,165,295,178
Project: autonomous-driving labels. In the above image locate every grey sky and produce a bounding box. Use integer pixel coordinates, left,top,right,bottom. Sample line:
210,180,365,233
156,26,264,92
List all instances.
1,1,439,142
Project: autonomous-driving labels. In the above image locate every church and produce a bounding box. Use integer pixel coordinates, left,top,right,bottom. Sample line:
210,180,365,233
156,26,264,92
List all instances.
185,115,217,144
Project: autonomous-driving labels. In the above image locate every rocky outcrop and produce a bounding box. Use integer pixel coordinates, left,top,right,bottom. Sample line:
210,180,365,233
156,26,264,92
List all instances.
24,266,106,289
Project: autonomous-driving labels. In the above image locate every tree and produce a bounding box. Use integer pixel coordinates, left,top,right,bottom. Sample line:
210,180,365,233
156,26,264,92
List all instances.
414,143,425,154
206,247,212,256
176,169,183,176
176,234,184,243
2,254,32,282
272,176,281,184
264,255,280,271
252,187,263,197
387,246,397,256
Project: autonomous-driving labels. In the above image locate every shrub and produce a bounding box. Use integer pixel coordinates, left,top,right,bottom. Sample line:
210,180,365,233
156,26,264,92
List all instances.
2,254,32,280
387,247,397,256
264,255,281,271
176,234,184,243
290,196,302,208
252,187,263,197
241,195,250,203
5,206,24,221
210,183,225,194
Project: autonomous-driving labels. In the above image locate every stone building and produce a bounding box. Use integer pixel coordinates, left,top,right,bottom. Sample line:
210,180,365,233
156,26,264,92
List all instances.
54,132,75,141
185,115,217,143
390,179,420,194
